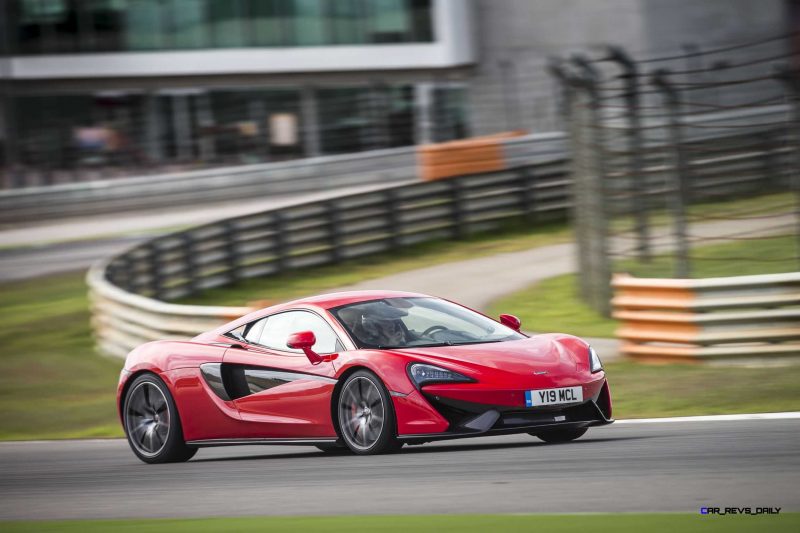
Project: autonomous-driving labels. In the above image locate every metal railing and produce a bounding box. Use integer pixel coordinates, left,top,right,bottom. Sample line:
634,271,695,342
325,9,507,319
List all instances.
89,157,570,357
612,272,800,362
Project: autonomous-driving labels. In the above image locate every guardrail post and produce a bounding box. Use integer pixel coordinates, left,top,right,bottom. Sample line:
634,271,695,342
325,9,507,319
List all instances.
327,201,343,263
570,55,612,316
774,66,800,270
273,211,288,273
147,242,164,300
450,179,466,239
223,221,240,283
606,46,650,262
384,189,402,249
517,166,537,222
652,69,691,278
181,233,197,294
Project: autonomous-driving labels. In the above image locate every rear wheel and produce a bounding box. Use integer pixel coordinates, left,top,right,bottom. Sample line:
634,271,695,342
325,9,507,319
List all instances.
532,428,587,443
336,370,402,455
123,373,197,464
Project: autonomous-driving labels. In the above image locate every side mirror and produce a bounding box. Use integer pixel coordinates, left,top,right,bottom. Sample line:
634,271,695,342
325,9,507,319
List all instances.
499,314,522,332
286,331,324,365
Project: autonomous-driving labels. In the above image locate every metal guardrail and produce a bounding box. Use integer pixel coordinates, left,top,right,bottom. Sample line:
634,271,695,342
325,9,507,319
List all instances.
87,115,793,359
612,272,800,362
89,157,570,357
0,145,418,224
0,133,569,224
87,263,253,358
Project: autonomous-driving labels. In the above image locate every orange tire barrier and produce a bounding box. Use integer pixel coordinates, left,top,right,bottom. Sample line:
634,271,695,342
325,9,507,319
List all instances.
417,131,527,182
612,272,800,363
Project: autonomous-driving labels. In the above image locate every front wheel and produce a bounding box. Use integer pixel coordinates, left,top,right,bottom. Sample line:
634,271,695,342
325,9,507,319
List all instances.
123,373,197,464
532,428,588,443
336,370,402,455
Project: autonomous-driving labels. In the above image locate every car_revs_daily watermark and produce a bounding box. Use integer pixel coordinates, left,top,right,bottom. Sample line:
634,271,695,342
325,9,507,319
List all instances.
700,507,781,515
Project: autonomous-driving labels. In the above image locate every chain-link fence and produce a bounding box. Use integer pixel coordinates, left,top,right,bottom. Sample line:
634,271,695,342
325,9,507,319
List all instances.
551,32,800,315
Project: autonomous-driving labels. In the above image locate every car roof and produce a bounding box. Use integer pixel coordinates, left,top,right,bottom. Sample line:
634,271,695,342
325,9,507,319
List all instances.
287,290,432,310
199,290,434,341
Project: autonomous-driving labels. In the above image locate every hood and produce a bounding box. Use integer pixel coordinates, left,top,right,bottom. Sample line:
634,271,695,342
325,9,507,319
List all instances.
387,333,589,378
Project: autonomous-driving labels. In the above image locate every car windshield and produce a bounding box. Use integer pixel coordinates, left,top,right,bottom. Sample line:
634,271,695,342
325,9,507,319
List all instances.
331,297,525,349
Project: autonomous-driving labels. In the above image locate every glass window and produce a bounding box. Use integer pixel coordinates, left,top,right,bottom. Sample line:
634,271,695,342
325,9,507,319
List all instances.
171,0,208,49
18,0,79,53
10,0,435,54
208,0,246,48
368,0,409,43
317,88,372,154
409,0,433,41
250,0,286,46
246,311,342,354
332,298,525,349
126,0,169,50
330,0,366,44
291,0,326,46
432,86,469,142
87,0,127,52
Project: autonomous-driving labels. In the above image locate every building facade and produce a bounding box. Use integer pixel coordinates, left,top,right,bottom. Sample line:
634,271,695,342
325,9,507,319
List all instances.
0,0,792,188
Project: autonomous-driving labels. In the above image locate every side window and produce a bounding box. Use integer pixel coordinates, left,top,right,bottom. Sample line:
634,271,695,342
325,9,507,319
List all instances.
290,312,343,354
247,311,342,354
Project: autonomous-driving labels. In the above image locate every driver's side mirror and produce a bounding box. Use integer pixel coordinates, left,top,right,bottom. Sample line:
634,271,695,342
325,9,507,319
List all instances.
286,331,325,365
499,314,522,332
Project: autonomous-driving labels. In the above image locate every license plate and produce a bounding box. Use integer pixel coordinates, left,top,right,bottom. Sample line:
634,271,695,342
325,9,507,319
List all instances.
525,386,583,407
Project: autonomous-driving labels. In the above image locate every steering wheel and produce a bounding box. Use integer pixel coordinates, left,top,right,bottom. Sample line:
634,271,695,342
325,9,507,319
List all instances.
422,325,449,337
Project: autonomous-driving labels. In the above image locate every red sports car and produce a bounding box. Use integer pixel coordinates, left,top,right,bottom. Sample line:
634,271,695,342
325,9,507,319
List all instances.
118,291,613,463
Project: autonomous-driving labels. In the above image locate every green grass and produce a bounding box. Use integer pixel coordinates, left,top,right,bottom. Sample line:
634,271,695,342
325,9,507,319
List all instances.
606,360,800,418
2,268,799,442
181,219,572,306
0,272,123,440
489,233,799,339
2,514,797,533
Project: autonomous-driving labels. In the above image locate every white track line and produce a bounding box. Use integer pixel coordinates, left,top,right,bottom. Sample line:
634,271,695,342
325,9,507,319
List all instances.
3,413,800,446
615,411,800,424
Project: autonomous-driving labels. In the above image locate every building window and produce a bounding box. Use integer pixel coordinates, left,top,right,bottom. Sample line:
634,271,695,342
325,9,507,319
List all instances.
126,0,169,50
87,0,127,52
250,0,287,46
330,0,367,44
209,0,246,48
10,0,434,54
368,0,410,43
171,0,208,49
291,0,326,46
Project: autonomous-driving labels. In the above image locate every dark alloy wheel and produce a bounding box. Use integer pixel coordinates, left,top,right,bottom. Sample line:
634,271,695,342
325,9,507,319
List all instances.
533,427,588,443
123,373,197,464
336,370,402,455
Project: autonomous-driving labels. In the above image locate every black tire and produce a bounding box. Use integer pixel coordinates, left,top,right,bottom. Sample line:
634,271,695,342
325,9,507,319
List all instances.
336,370,402,455
532,428,588,444
123,373,197,464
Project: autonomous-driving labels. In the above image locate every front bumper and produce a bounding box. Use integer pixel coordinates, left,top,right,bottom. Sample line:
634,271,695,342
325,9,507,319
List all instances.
397,379,613,443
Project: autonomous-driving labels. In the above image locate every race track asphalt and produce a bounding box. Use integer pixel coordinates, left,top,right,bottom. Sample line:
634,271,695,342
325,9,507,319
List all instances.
1,418,798,520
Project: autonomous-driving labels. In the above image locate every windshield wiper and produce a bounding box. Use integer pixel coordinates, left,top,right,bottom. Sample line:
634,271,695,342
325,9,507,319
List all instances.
448,339,506,346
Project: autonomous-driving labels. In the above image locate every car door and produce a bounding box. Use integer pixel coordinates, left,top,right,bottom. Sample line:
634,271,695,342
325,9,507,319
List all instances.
221,309,344,439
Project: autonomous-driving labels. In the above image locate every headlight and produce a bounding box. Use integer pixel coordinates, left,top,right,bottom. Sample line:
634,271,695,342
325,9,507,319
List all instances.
408,363,473,387
589,346,603,373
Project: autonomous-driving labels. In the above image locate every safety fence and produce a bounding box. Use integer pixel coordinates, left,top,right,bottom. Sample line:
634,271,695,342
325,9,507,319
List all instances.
550,32,800,316
612,272,800,362
89,157,570,357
